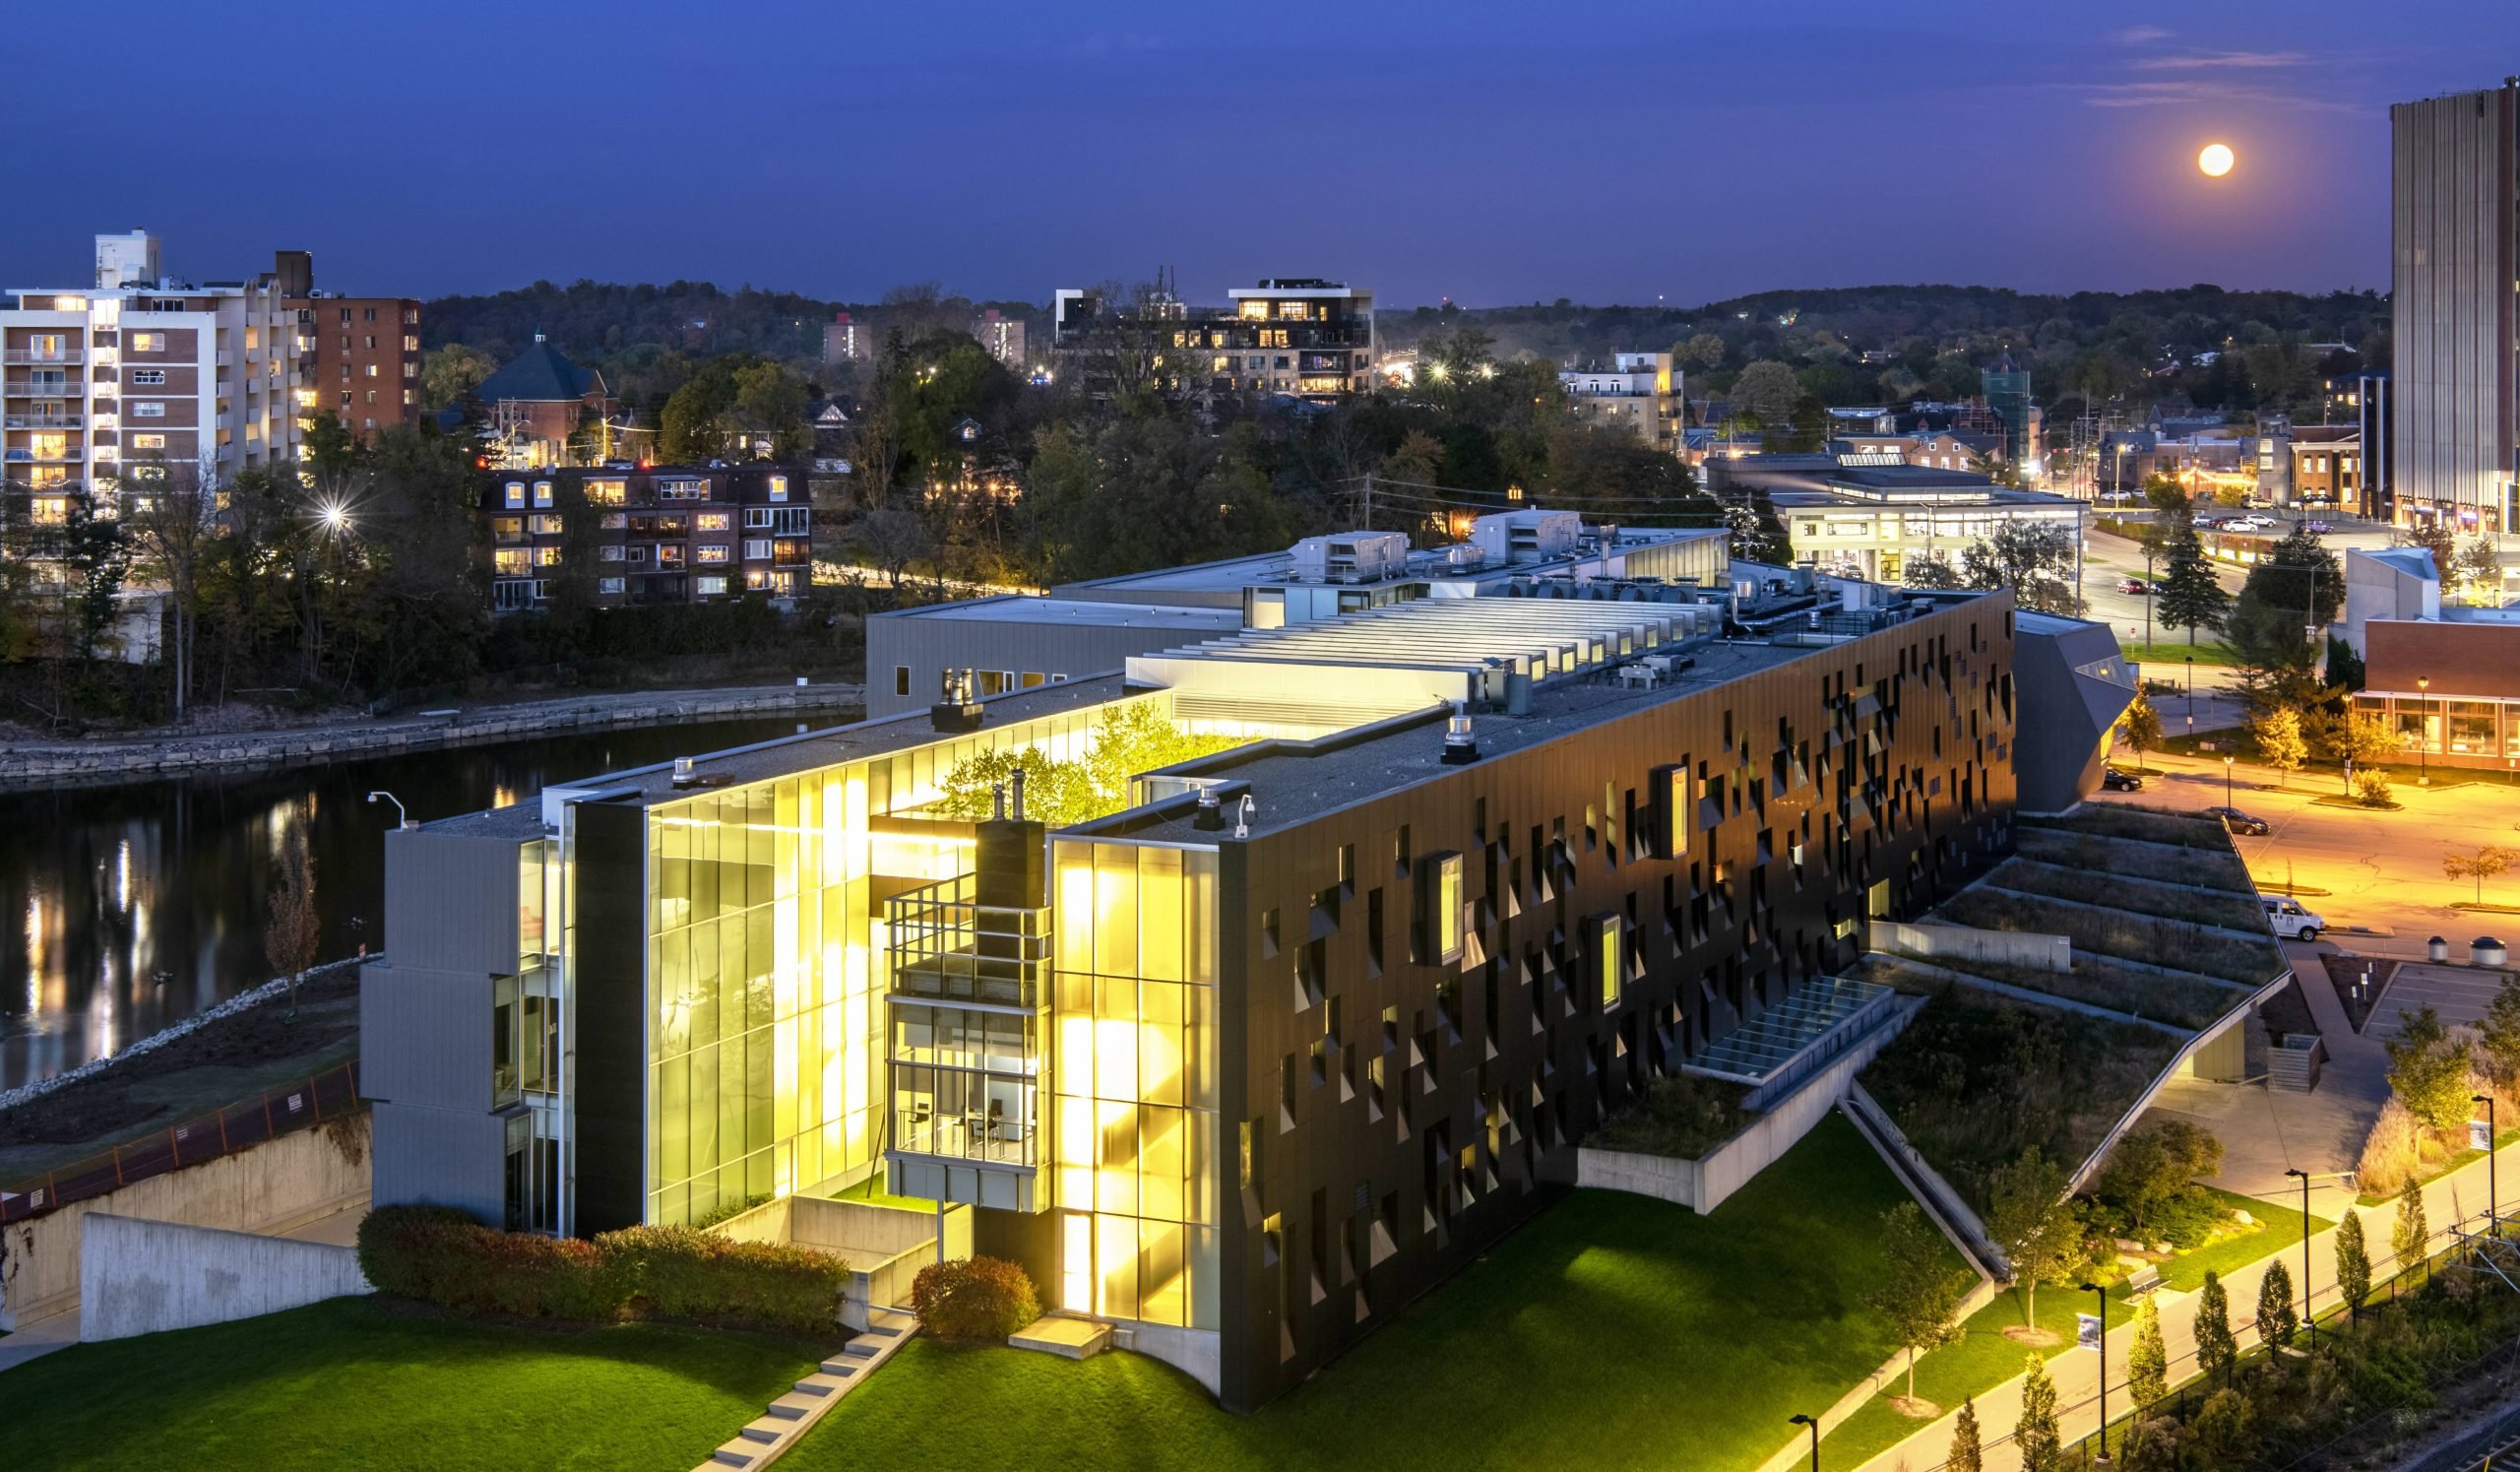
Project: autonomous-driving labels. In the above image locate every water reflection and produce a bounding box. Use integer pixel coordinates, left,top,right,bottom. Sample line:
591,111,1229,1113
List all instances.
0,715,840,1091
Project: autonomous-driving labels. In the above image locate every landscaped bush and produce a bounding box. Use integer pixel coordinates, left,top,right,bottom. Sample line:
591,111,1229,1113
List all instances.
1589,1072,1753,1159
358,1205,844,1333
911,1255,1041,1341
2024,806,2232,853
1893,946,2239,1031
1934,888,2283,988
600,1225,849,1336
358,1206,631,1321
1987,859,2268,932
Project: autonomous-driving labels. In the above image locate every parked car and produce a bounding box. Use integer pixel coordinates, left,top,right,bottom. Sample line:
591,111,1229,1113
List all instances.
2102,767,2145,792
2204,804,2271,836
2116,577,2152,595
2306,520,2331,534
2260,894,2324,941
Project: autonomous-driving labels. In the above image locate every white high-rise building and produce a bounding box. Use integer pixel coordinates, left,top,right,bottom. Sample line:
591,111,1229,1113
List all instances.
2391,83,2520,535
3,229,307,530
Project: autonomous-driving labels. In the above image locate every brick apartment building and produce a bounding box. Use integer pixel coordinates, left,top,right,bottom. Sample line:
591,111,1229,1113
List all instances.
483,464,812,611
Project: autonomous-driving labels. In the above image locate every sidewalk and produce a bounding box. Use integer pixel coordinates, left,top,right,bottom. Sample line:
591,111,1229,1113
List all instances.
1853,1131,2517,1472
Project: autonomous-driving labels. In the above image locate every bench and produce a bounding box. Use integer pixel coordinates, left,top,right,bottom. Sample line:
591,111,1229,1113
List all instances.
2126,1264,2163,1296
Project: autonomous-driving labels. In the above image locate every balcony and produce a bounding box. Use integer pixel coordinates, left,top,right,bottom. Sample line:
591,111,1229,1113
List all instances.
885,873,1051,1008
4,414,82,429
884,872,1052,1212
4,350,84,366
2,382,78,399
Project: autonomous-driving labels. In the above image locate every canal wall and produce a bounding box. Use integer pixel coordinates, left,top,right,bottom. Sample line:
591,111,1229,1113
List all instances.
0,682,866,791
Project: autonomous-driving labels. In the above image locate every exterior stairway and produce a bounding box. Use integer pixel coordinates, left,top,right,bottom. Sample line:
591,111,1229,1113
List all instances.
699,1305,919,1470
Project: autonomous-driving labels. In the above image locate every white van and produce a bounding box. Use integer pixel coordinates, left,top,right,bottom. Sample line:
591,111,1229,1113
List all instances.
2260,894,2323,941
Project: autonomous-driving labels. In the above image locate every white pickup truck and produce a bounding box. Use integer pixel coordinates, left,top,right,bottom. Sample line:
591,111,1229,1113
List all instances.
2260,894,2324,941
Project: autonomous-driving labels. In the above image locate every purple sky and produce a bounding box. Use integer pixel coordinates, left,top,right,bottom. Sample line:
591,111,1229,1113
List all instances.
5,2,2514,307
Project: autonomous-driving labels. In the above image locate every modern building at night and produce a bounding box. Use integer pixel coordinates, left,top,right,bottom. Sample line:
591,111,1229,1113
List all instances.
2344,544,2520,769
1052,278,1376,403
481,463,811,611
865,512,1736,719
362,545,2067,1407
1708,457,2087,587
2391,82,2520,534
1559,352,1681,452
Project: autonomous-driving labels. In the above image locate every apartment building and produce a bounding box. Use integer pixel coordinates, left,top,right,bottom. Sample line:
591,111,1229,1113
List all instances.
294,294,422,441
482,464,811,611
2,230,304,526
362,511,2124,1409
1559,352,1680,452
974,308,1028,370
2391,82,2520,534
1053,278,1375,403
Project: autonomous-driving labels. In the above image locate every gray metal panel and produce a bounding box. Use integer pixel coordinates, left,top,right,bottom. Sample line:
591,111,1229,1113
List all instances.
370,1102,507,1223
383,828,523,976
2392,87,2518,524
865,614,1192,718
358,960,491,1112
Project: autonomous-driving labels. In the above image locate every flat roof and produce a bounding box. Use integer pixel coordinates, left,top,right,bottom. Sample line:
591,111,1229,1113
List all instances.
878,596,1246,631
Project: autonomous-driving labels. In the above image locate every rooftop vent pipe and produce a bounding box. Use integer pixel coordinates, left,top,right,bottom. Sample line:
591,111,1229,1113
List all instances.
1441,703,1480,765
1193,785,1226,831
671,756,698,789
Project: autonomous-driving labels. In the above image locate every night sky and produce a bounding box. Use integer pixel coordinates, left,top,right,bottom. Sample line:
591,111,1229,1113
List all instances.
7,1,2516,307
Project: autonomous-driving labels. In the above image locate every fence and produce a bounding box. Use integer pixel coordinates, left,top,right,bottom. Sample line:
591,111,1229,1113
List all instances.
0,1061,359,1226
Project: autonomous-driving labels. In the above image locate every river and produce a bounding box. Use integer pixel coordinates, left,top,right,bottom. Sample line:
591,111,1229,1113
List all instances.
0,713,850,1092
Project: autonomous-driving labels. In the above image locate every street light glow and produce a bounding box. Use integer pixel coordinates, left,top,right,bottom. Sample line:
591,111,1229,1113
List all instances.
2198,143,2236,178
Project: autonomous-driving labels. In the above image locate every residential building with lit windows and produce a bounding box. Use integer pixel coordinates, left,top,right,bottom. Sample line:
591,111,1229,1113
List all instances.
1,230,304,533
1051,278,1375,403
364,543,2045,1408
291,293,422,441
1559,352,1681,452
480,464,810,611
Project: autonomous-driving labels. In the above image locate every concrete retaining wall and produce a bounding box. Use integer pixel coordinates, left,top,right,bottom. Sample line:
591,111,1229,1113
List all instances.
1870,918,2070,973
0,685,866,791
80,1212,371,1342
1,1113,370,1331
1576,995,1922,1214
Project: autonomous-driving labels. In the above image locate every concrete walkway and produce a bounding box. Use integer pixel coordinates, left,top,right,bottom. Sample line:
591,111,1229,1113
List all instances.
1852,1127,2516,1472
0,1308,79,1373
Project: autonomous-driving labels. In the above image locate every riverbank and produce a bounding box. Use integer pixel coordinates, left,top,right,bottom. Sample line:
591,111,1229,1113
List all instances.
0,682,865,792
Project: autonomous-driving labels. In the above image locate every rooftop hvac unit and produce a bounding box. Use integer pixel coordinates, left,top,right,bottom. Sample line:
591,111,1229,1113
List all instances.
1290,531,1410,584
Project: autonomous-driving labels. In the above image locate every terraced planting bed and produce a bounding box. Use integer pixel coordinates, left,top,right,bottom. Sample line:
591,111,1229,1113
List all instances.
1986,857,2268,932
1933,887,2282,989
2013,824,2252,893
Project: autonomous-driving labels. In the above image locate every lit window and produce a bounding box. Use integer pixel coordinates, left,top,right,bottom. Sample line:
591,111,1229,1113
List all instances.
133,433,167,451
1425,852,1464,963
586,479,626,505
133,401,165,417
1594,914,1622,1009
504,481,526,508
695,512,731,532
533,480,552,507
768,475,788,501
131,333,163,352
694,544,729,564
694,575,728,595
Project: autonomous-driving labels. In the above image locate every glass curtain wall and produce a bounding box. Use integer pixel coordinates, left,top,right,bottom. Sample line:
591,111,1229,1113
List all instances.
1051,839,1223,1331
640,694,1186,1226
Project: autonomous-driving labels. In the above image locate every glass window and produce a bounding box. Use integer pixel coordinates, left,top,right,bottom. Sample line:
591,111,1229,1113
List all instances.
505,481,526,508
1429,852,1464,963
2449,702,2495,755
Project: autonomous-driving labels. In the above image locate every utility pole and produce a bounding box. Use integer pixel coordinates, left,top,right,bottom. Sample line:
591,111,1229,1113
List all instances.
1360,471,1373,532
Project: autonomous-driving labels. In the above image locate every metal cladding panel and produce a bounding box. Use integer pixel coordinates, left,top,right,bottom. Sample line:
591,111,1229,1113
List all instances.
571,799,650,1235
382,828,523,977
2392,88,2520,523
864,612,1216,718
371,1102,506,1222
357,961,492,1113
1209,598,2020,1409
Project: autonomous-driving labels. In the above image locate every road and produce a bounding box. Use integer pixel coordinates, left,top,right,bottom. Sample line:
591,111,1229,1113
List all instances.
2092,744,2520,962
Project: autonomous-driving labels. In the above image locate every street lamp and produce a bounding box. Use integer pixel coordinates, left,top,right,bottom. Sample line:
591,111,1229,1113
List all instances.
2417,674,2432,786
2225,754,2235,808
2285,1169,2314,1349
1788,1413,1818,1471
2479,1094,2499,1235
2077,1281,2113,1462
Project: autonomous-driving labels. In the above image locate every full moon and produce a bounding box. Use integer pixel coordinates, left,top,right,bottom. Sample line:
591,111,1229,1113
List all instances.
2198,143,2236,177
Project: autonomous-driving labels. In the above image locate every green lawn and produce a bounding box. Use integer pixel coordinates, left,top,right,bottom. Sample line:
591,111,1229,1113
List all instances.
2143,1185,2328,1293
0,1295,824,1471
2121,639,2238,671
787,1116,1954,1472
1821,1278,2128,1468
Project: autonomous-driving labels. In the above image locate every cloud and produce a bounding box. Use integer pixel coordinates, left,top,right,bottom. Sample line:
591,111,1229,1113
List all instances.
2134,49,2310,71
2079,79,2363,115
2111,26,2172,45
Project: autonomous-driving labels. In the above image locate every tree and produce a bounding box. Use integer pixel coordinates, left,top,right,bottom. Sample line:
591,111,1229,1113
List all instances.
58,483,132,663
857,506,931,591
2454,535,2505,606
420,343,498,412
2443,845,2520,906
2479,974,2520,1093
1730,360,1803,428
2155,515,2231,645
2128,1291,2169,1404
2015,1353,2061,1471
658,352,813,463
1986,1147,2077,1329
2384,1004,2477,1158
2117,690,2163,769
2096,1120,2224,1231
2254,1258,2298,1351
2194,1269,2237,1385
1868,1201,1968,1403
121,454,220,722
1902,549,1963,590
1671,333,1725,371
1958,520,2081,615
2395,519,2458,582
2241,528,2343,628
2255,705,2308,787
2392,1179,2429,1278
2334,1208,2370,1322
2190,1387,2256,1465
1947,1397,1983,1472
266,823,323,1022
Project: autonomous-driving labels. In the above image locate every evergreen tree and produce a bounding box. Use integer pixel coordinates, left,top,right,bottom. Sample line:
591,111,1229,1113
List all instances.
2016,1353,2062,1471
2255,1258,2298,1350
2335,1209,2370,1323
2393,1180,2430,1281
1948,1396,1984,1472
2128,1292,2169,1404
2194,1269,2237,1384
2155,515,2231,645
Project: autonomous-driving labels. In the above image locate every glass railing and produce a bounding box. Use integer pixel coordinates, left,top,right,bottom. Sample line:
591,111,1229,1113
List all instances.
885,873,1051,1007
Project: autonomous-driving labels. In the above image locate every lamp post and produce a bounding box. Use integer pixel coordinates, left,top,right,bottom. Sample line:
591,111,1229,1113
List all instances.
2285,1169,2314,1349
2479,1094,2499,1236
2078,1281,2112,1463
2225,754,2235,809
1788,1413,1818,1471
2185,654,2196,738
2418,674,2432,786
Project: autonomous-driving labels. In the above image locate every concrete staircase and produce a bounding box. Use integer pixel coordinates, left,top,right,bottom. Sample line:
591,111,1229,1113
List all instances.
1008,1312,1113,1360
697,1305,918,1471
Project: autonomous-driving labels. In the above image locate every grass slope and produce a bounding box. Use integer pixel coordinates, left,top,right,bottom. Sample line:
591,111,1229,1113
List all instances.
0,1295,823,1472
789,1115,1953,1472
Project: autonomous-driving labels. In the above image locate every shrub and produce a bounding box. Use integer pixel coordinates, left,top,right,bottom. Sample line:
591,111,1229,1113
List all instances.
2355,770,2393,806
356,1204,630,1321
912,1256,1041,1341
2356,1097,2423,1200
599,1224,846,1336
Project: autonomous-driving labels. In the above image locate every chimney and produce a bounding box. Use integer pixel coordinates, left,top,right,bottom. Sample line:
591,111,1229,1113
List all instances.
1193,785,1226,830
670,756,698,789
1440,703,1480,765
930,667,984,733
1011,766,1028,821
